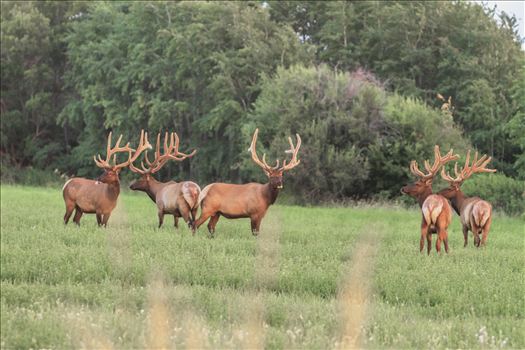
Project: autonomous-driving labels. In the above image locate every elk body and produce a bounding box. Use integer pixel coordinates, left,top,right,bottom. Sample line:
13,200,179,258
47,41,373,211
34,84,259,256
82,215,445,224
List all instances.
194,129,301,236
401,146,459,254
129,132,200,232
438,151,496,247
63,131,151,227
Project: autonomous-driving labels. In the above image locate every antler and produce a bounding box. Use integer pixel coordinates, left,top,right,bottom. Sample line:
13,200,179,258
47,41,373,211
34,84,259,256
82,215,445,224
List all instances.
129,131,196,174
410,145,459,181
441,150,496,185
281,133,301,171
94,130,151,170
249,128,301,173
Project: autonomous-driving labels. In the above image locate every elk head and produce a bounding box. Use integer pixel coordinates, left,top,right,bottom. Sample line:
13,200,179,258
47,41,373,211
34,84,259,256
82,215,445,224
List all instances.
94,130,151,184
401,145,459,201
249,128,301,190
129,131,196,191
439,150,496,199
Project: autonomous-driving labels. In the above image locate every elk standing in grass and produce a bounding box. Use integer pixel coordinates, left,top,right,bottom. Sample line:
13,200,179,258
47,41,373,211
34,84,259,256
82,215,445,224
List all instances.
129,132,200,232
401,146,459,254
439,150,496,247
194,128,301,236
63,130,151,227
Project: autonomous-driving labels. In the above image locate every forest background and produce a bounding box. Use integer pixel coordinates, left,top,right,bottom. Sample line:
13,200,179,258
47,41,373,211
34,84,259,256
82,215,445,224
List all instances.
1,1,524,214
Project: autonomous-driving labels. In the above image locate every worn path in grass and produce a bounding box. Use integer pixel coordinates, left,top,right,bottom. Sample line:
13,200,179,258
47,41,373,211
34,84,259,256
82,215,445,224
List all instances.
337,225,382,349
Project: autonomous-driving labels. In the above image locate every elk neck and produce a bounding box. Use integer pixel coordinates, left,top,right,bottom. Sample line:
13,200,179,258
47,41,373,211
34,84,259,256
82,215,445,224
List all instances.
448,189,466,216
263,182,280,206
144,176,166,203
104,179,121,201
415,186,434,207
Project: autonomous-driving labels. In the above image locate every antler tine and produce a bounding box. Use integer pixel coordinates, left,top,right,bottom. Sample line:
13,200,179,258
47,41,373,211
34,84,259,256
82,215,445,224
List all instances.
147,131,196,173
410,160,426,178
440,166,457,183
281,133,301,171
249,128,271,172
409,146,458,181
467,150,496,177
114,130,152,171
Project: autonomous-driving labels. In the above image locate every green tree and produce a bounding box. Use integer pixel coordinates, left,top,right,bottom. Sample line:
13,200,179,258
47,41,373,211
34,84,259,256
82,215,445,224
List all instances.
60,1,311,180
248,65,469,202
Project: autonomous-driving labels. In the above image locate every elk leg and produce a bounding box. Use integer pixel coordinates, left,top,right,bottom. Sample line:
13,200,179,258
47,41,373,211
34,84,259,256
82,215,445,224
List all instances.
426,233,432,255
73,207,83,226
191,207,198,223
471,223,481,247
158,211,164,228
96,213,103,226
207,214,220,235
250,216,262,236
194,210,214,230
420,219,428,253
480,217,491,247
173,215,179,228
462,225,469,247
442,231,449,254
102,213,111,227
435,235,442,254
64,203,75,225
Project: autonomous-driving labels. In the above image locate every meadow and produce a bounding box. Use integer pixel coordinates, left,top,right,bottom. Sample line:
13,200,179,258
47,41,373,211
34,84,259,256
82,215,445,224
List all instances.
1,184,524,349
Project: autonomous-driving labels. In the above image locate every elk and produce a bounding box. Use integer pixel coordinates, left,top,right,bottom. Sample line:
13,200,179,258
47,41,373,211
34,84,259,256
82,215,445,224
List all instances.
401,146,459,254
438,150,496,247
194,128,301,236
63,130,151,227
129,132,200,232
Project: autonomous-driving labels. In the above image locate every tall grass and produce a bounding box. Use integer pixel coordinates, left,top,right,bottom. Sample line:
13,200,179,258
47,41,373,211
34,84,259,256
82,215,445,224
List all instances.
1,185,523,348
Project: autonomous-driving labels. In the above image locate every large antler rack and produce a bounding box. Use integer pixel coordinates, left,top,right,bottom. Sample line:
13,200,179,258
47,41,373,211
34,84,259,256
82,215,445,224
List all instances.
129,132,196,175
94,130,151,171
409,145,459,182
440,150,496,185
249,128,301,174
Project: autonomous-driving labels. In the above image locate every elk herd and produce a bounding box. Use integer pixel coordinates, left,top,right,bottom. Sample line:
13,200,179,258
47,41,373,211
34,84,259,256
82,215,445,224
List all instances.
63,129,495,254
63,128,301,237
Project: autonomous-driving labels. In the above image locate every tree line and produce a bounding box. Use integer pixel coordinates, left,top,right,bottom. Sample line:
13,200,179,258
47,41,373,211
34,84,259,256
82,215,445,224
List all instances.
1,1,524,211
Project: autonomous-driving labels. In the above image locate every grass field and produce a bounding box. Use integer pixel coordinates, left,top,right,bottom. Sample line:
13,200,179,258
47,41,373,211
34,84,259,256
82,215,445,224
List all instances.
1,184,524,349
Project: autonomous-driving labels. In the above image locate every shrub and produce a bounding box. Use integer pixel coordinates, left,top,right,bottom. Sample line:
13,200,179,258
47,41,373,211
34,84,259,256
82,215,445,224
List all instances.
461,173,525,216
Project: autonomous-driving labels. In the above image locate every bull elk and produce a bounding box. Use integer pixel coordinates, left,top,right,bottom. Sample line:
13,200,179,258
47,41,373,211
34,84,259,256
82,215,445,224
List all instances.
401,146,459,254
194,128,301,236
438,150,496,247
129,132,200,232
62,130,151,226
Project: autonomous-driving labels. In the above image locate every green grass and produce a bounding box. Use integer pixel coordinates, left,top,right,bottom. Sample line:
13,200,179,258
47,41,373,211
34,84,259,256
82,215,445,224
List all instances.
1,184,524,349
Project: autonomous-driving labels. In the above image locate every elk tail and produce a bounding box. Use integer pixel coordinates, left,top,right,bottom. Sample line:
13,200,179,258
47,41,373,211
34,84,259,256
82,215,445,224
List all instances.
182,182,201,210
422,200,443,226
473,204,490,228
197,184,214,207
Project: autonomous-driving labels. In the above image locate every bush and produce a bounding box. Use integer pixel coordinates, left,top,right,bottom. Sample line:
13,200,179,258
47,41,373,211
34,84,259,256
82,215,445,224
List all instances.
1,158,64,187
248,65,471,202
462,173,525,216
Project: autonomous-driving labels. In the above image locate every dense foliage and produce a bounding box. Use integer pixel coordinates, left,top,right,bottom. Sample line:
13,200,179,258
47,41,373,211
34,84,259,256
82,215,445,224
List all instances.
1,1,524,210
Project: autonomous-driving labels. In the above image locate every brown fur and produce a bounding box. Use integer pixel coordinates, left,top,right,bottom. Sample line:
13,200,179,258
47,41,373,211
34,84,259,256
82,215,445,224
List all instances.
438,150,496,247
438,187,493,247
401,182,453,254
63,170,121,227
129,174,200,232
194,181,281,236
194,129,301,237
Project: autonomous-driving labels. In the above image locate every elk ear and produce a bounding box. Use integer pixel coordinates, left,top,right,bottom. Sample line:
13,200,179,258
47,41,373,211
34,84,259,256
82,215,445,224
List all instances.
424,178,432,186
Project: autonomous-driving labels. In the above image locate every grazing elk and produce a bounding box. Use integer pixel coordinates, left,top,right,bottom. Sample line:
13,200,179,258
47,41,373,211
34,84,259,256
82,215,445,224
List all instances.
129,132,200,232
439,150,496,247
194,128,301,236
401,146,459,254
63,130,151,227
